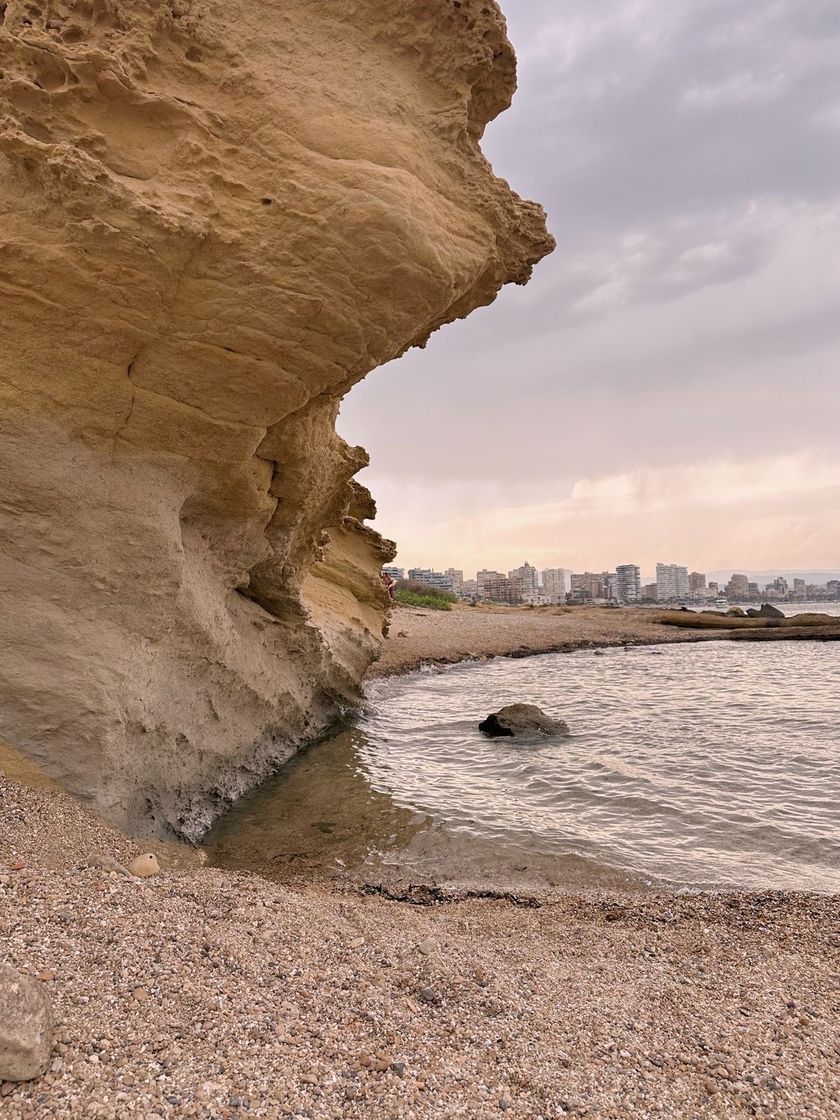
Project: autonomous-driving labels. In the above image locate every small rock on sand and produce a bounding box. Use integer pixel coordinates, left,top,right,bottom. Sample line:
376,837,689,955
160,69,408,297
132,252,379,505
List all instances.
128,853,161,878
0,964,53,1081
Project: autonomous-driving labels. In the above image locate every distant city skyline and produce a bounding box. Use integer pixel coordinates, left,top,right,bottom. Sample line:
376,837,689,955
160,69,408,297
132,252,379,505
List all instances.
386,560,840,607
339,1,840,572
389,559,840,585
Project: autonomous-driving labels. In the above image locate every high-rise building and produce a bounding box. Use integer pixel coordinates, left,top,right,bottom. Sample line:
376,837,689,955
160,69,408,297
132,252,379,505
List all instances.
616,564,641,604
477,569,505,586
407,568,454,592
725,573,749,600
570,572,612,601
655,563,689,602
382,565,405,582
793,578,806,598
481,576,523,605
508,562,540,602
541,568,566,604
689,571,707,592
445,569,464,594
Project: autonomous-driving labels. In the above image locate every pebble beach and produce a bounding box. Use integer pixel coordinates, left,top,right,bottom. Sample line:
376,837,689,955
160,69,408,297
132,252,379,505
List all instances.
2,757,839,1119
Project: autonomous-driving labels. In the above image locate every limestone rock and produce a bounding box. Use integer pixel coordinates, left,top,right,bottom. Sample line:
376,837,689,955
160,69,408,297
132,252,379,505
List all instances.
128,853,161,878
0,1,553,837
0,965,53,1082
479,704,569,738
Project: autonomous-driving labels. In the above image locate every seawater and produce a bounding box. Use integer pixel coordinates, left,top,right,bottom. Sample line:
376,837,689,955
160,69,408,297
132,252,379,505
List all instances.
208,639,840,893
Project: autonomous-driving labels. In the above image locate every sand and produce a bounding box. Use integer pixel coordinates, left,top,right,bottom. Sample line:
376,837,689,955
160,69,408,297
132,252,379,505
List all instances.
374,603,714,676
374,603,840,677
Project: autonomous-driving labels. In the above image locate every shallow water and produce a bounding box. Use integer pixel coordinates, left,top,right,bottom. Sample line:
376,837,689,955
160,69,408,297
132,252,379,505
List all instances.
208,640,840,893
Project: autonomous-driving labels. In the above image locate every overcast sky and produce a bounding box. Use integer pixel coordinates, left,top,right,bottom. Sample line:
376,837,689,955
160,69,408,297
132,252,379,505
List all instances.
338,0,840,576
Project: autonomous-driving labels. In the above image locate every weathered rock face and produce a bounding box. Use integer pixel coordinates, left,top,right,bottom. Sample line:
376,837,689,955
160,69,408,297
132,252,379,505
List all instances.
0,0,553,836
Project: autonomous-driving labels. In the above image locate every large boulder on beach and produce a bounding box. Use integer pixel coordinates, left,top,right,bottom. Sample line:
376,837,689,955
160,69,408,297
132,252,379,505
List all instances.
746,604,786,620
0,1,553,838
479,704,569,738
758,603,786,618
0,965,53,1082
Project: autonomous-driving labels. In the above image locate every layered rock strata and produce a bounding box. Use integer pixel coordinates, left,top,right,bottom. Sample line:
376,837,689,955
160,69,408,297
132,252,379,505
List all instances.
0,0,553,836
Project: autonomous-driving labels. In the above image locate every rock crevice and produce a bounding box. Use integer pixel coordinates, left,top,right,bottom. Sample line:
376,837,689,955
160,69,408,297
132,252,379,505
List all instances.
0,0,553,836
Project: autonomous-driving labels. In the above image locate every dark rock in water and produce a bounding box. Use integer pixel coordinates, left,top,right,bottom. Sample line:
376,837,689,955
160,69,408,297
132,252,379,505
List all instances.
758,603,786,618
479,704,569,738
746,608,761,617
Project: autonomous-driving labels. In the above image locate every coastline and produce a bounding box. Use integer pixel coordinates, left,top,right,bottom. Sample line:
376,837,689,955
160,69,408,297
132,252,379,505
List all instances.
3,613,839,1118
371,601,840,677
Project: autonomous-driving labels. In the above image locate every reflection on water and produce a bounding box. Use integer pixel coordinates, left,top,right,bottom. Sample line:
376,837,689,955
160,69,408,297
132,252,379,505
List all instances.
207,725,627,891
208,641,840,893
208,728,425,881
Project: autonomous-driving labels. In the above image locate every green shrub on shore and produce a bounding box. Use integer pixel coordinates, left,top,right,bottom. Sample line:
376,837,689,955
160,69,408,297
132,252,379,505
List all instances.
393,582,456,611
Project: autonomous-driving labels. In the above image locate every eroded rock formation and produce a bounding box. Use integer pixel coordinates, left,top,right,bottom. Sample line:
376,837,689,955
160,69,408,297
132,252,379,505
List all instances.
0,0,553,836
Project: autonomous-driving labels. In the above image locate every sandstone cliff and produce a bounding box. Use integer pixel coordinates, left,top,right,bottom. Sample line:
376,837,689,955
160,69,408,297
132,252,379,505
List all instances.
0,0,553,837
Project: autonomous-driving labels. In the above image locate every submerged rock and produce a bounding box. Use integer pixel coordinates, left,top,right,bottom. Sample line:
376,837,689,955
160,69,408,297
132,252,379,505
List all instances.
0,1,553,837
0,965,53,1082
479,704,569,738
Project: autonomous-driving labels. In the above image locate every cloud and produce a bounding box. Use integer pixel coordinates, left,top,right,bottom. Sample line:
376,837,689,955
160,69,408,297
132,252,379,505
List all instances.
338,0,840,572
369,452,840,575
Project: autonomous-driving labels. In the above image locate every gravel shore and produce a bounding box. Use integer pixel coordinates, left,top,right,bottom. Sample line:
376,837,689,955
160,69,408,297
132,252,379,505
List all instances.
2,770,839,1120
373,604,713,676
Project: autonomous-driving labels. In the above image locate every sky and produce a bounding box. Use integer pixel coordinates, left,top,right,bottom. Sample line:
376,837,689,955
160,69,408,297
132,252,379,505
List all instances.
337,0,840,577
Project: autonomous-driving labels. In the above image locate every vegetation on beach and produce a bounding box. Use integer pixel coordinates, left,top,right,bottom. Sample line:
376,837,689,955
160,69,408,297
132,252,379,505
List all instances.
393,580,457,611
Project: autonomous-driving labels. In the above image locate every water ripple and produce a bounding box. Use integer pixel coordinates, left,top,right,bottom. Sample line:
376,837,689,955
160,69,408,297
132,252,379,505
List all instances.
357,642,840,891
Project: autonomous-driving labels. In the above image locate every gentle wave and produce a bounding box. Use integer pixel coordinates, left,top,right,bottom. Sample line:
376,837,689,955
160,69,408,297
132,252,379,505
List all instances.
357,642,840,891
209,640,840,893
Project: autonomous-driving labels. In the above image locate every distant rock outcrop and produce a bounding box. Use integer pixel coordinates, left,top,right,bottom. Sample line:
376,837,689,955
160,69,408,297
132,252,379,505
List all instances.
479,704,569,738
759,604,786,618
0,1,552,836
745,604,785,619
